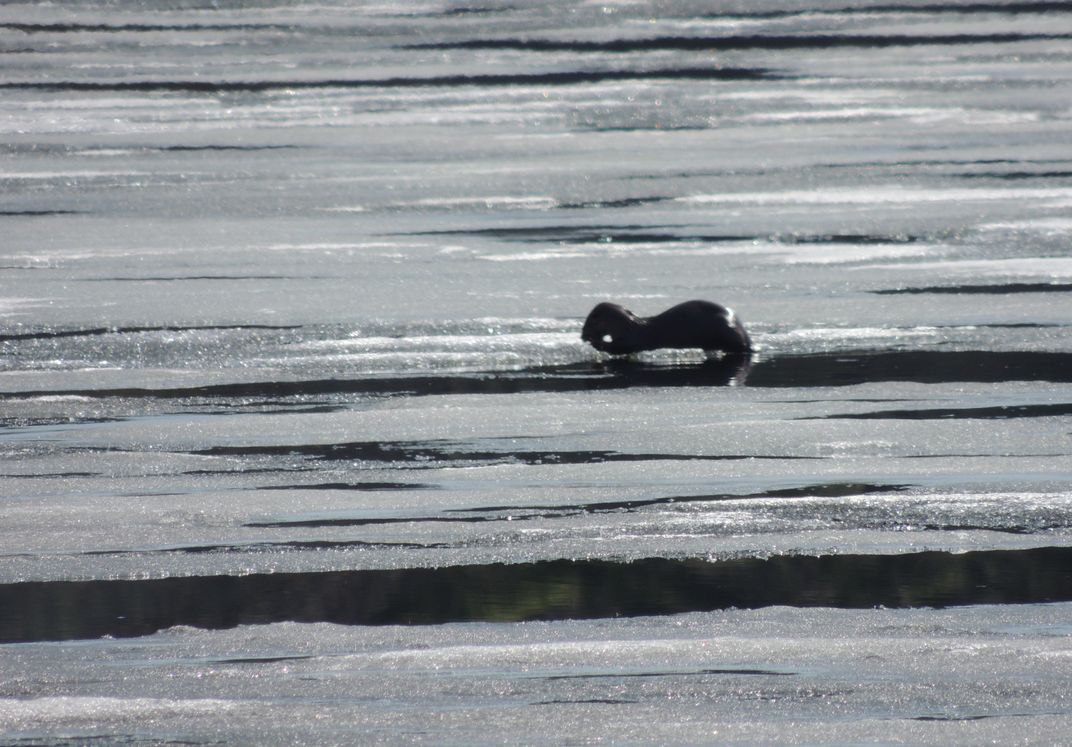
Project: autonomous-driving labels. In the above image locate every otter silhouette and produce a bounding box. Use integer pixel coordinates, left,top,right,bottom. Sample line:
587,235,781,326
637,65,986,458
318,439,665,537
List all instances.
581,300,751,356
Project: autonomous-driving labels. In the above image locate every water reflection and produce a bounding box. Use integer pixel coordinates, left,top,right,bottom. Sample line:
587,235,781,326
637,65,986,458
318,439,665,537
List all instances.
3,546,1070,643
594,355,753,387
7,350,1071,404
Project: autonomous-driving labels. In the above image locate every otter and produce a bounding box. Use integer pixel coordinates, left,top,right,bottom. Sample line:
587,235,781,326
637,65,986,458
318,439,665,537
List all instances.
581,299,752,356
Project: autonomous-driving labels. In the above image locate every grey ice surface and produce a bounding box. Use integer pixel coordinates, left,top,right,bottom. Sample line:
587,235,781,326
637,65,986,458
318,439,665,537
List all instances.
4,606,1072,745
2,0,1072,743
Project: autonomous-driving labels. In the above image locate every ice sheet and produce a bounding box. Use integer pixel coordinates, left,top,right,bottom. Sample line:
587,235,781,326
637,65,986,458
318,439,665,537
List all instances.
3,0,1072,742
3,606,1071,745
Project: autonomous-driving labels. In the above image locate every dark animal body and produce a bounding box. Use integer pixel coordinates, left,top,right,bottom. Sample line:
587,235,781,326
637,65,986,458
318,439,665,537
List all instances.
581,300,752,356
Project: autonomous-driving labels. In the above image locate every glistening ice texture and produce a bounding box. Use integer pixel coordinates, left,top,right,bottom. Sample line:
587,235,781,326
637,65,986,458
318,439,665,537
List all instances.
2,0,1072,743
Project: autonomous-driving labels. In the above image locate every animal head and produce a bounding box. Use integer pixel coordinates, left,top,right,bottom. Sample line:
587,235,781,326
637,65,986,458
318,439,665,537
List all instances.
581,302,640,352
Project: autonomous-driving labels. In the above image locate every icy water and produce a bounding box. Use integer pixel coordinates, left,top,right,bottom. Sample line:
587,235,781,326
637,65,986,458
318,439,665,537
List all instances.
3,0,1072,743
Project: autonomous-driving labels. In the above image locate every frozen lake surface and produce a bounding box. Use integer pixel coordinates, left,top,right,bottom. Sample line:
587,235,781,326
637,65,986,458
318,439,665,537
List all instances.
2,0,1072,743
4,605,1072,745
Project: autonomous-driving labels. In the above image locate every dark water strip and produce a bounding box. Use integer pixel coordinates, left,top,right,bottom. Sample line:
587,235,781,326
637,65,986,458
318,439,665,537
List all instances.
248,482,901,529
5,1,1069,34
0,323,299,343
543,668,793,680
4,351,1072,402
405,224,732,242
0,22,290,33
1,144,294,155
409,32,1069,53
82,275,331,282
954,170,1072,180
159,144,298,152
745,351,1072,387
830,1,1072,14
818,402,1072,420
559,196,672,209
81,538,449,557
0,67,778,94
198,439,815,469
0,210,83,217
2,546,1070,643
256,481,439,492
405,226,915,245
874,283,1072,295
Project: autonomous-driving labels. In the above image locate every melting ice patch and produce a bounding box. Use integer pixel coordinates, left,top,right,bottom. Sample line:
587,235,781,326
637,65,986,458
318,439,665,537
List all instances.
679,186,1072,206
0,696,235,727
722,240,934,265
780,243,931,264
716,88,904,103
865,257,1072,277
476,240,696,263
0,170,157,181
753,323,1053,355
740,107,1039,125
0,298,53,317
399,196,558,211
478,239,934,266
980,218,1072,235
256,241,432,256
766,325,942,345
702,490,1072,538
286,318,590,372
